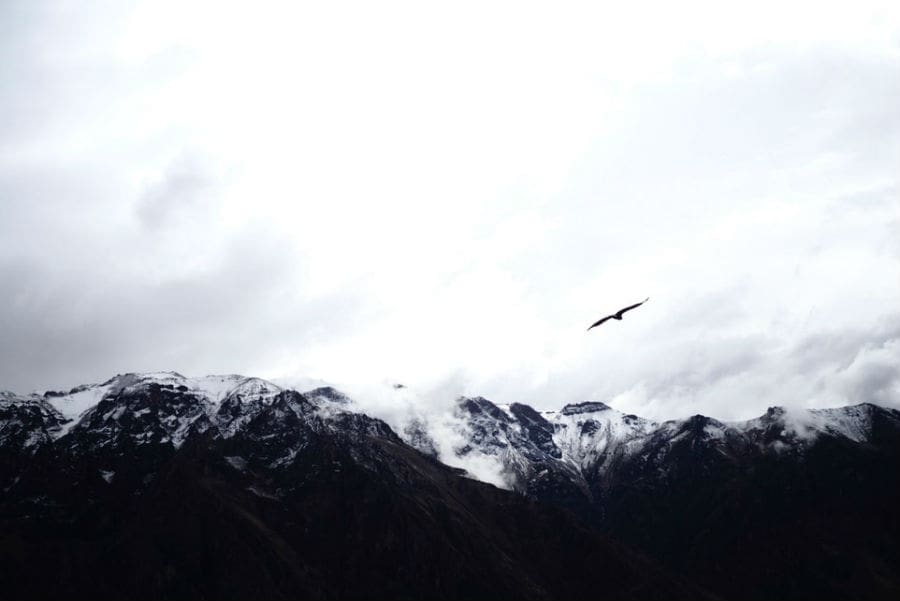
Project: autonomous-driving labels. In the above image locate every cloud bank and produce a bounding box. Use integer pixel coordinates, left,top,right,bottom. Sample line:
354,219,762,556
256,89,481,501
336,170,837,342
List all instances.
1,1,899,422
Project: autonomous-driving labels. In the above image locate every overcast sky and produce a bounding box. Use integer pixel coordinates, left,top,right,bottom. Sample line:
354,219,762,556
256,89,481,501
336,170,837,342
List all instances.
2,0,899,421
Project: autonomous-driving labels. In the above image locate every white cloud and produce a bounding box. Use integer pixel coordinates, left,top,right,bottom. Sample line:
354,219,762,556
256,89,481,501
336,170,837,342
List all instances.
1,1,899,423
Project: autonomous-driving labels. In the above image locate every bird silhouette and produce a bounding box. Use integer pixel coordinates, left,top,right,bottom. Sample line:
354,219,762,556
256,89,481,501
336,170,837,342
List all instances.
587,297,649,331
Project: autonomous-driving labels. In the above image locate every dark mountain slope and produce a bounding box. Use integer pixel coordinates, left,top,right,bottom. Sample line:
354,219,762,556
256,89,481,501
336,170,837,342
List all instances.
597,411,900,601
449,397,900,601
0,378,708,601
7,371,899,600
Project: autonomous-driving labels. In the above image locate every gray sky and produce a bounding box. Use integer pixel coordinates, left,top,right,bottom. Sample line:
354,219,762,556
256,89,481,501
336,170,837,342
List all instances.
2,0,899,421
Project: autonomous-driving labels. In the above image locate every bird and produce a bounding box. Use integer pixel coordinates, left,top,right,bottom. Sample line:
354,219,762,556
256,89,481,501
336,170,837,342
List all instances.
587,297,649,331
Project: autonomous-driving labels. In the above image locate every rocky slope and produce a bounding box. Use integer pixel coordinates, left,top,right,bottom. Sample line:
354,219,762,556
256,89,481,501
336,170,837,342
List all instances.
0,372,705,601
443,395,900,601
3,372,899,600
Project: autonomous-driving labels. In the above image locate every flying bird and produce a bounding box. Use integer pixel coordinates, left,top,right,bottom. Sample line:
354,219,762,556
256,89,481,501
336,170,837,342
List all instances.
587,297,649,331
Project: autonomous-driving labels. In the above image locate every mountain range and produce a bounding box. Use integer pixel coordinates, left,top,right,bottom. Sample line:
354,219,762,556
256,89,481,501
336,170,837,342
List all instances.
2,371,899,600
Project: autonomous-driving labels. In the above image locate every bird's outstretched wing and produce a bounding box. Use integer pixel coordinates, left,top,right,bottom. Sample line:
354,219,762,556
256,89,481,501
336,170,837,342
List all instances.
614,297,649,318
587,297,649,331
587,315,614,331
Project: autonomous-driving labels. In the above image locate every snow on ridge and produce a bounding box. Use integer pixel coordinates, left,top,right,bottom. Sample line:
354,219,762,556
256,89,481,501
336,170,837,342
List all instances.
42,373,276,429
446,397,894,483
272,375,333,394
18,371,358,448
301,386,352,407
219,377,282,403
46,372,191,425
6,370,893,465
0,390,23,403
184,374,246,404
48,383,113,437
703,423,728,439
548,403,658,469
728,403,881,443
450,395,660,482
36,373,262,442
495,403,516,420
806,404,878,442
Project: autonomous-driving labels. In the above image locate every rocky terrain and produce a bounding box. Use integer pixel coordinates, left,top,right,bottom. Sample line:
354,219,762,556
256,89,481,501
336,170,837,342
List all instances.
2,371,899,600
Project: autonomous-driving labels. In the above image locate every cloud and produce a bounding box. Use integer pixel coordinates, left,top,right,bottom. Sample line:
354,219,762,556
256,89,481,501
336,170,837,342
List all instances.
0,227,366,393
837,342,900,406
603,314,900,421
136,156,214,229
1,1,898,429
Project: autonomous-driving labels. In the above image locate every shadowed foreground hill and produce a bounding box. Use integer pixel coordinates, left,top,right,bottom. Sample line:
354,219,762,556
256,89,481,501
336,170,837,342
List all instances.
0,375,707,601
448,398,900,601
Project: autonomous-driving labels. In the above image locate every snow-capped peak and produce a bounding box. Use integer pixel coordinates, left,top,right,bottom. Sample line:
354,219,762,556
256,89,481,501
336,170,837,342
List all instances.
10,372,314,447
731,402,885,445
545,401,657,472
441,395,899,492
4,371,897,497
558,401,612,415
220,377,282,403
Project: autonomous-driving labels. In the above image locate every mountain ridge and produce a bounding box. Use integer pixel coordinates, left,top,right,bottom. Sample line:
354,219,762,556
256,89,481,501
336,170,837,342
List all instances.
2,371,899,600
0,370,709,601
3,370,892,461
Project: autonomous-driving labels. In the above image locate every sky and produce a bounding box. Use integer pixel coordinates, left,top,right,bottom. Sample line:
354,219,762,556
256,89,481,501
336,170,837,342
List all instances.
2,0,899,422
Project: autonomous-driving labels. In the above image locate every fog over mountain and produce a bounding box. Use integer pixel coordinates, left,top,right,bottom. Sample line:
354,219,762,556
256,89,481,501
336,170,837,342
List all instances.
2,1,899,424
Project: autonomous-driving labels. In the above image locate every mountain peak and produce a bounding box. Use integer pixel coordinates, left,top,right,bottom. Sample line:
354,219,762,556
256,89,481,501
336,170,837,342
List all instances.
457,396,512,422
224,377,281,399
560,401,611,415
764,406,786,418
303,386,351,405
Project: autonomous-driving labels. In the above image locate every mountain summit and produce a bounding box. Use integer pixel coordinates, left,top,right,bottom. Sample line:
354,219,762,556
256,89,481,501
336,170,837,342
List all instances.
446,394,900,601
2,372,899,601
0,372,704,601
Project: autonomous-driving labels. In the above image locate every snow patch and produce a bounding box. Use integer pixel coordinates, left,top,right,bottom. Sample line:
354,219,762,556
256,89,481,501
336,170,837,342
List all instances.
550,405,657,470
47,384,113,436
495,404,516,420
186,374,246,404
